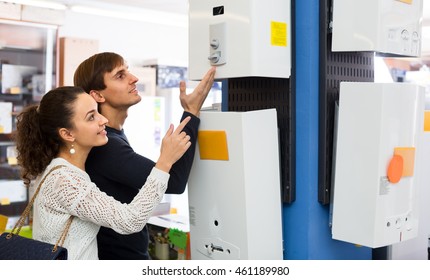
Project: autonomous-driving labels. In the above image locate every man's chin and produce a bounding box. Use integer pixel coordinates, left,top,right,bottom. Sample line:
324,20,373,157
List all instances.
132,94,142,105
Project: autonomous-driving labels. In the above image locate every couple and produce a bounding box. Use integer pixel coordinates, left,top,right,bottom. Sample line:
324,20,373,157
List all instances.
15,52,216,260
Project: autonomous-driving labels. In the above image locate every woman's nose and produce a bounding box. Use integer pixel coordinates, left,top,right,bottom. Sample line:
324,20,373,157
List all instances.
99,114,108,125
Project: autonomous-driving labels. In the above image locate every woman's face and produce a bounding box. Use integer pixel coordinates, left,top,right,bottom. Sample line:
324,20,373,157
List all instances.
70,93,108,150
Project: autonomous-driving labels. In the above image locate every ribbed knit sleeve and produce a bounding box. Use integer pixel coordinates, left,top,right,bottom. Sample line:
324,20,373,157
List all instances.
49,165,168,234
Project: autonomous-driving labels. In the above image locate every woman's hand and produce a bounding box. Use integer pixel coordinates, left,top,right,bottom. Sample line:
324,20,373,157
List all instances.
155,116,192,173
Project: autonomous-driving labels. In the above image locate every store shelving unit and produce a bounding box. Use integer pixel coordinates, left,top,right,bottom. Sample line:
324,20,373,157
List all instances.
0,19,58,229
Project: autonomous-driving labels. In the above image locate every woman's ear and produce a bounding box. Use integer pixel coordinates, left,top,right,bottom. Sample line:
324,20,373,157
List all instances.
89,90,105,102
58,128,75,142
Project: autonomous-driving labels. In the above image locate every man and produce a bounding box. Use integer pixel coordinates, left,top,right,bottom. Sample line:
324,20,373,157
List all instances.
74,52,216,259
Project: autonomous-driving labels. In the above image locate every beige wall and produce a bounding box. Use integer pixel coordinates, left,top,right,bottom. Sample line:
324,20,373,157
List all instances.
58,10,188,68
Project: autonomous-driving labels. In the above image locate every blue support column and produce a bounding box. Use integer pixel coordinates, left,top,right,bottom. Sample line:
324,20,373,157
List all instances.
221,79,228,111
282,0,372,259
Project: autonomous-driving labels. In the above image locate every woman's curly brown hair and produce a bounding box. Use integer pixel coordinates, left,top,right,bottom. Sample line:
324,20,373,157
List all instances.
14,86,85,185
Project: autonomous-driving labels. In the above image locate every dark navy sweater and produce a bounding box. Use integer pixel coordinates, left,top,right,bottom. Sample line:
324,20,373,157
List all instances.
85,111,199,260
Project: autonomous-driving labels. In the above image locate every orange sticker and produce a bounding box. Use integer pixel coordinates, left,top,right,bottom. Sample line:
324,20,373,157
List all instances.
394,147,415,177
424,111,430,132
396,0,413,4
0,214,8,234
198,130,229,160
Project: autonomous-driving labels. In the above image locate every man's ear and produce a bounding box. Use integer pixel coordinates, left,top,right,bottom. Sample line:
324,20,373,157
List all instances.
58,128,75,142
89,90,105,102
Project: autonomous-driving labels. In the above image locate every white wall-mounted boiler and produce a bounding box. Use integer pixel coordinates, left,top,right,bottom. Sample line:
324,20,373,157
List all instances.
332,0,423,56
188,0,291,80
332,82,425,248
187,109,283,259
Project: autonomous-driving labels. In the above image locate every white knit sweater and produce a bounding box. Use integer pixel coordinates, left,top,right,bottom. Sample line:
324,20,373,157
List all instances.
30,158,169,260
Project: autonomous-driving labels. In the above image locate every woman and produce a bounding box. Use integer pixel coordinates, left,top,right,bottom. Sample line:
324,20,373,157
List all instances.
14,86,191,260
74,52,215,259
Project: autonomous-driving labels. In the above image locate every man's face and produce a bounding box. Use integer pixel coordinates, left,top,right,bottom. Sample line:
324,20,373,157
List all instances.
99,64,141,109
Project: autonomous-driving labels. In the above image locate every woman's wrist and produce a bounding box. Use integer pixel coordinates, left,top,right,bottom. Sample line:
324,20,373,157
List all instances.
155,160,172,173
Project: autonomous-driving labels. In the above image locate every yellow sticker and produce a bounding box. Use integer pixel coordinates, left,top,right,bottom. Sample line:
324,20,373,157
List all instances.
0,197,10,205
198,130,229,160
271,21,287,47
396,0,412,4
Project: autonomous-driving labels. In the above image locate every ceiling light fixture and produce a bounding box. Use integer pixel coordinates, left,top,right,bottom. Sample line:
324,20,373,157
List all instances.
70,5,187,28
1,0,67,10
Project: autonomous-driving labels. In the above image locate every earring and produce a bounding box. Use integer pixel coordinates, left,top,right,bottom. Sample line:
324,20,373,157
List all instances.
70,144,76,155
